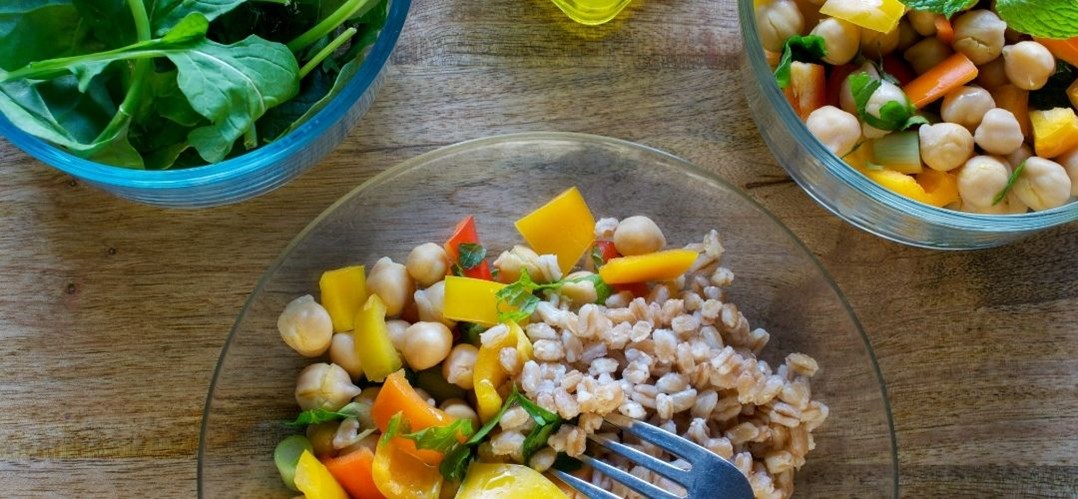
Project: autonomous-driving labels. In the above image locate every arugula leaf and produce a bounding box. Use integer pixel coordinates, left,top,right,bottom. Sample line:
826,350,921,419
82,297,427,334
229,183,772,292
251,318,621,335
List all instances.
848,72,925,132
402,419,474,454
993,160,1026,206
284,402,364,428
457,243,487,270
899,0,977,18
774,35,827,89
994,0,1078,38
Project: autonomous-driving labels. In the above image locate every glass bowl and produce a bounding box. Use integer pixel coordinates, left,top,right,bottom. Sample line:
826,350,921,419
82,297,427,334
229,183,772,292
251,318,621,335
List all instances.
198,132,897,497
737,0,1078,249
0,0,410,209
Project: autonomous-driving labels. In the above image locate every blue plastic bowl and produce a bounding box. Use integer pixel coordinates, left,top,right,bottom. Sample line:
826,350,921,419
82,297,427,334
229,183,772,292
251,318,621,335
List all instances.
0,0,410,208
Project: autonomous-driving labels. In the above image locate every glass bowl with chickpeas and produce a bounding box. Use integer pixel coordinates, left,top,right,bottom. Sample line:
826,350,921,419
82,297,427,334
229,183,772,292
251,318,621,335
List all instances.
741,0,1078,249
197,133,898,497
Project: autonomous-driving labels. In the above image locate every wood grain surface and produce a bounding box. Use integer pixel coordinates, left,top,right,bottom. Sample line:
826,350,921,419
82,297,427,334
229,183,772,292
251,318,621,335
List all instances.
0,0,1075,497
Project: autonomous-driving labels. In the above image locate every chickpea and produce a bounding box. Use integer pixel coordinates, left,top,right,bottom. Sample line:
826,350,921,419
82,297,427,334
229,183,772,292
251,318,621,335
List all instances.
1058,148,1078,197
277,295,333,357
442,344,478,390
329,333,363,380
613,215,666,256
1003,41,1056,91
561,271,599,306
941,86,995,131
414,280,455,327
493,245,542,284
862,80,909,139
860,25,900,59
386,319,410,352
405,243,448,288
1005,144,1034,171
295,363,361,411
756,0,803,52
367,257,414,317
401,322,453,370
439,398,481,430
952,10,1006,65
907,10,938,36
341,432,380,456
413,387,436,406
919,123,975,172
1013,157,1073,211
976,58,1009,90
839,63,879,114
901,38,951,76
957,156,1011,210
897,19,919,53
974,109,1024,156
805,106,861,156
333,417,365,450
811,18,859,65
307,421,339,457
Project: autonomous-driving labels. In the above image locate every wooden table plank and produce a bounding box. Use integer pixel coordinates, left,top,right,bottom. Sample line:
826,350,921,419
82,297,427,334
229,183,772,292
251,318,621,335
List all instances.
0,0,1075,496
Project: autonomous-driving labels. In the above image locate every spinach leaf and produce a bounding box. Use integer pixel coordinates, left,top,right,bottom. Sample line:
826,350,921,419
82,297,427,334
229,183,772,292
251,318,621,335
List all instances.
73,0,138,48
0,1,92,70
150,0,251,36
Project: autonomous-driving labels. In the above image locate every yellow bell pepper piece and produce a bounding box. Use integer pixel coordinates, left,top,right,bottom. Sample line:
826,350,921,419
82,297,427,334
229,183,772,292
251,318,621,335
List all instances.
598,249,698,284
819,0,904,34
443,276,516,327
319,265,368,332
353,294,402,382
371,432,443,499
473,321,532,422
1030,107,1078,158
515,187,596,274
294,450,349,499
457,463,568,499
861,168,958,207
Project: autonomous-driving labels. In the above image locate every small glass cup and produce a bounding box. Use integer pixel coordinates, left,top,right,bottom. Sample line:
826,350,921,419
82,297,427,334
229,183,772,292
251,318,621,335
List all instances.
550,0,633,25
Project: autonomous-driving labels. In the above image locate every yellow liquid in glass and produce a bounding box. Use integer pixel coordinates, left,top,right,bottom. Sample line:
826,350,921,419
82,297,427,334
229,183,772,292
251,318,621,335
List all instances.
550,0,633,25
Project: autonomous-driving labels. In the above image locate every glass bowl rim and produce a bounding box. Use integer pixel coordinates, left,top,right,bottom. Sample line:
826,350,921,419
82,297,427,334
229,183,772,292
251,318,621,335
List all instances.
736,0,1078,235
0,0,412,190
196,131,899,497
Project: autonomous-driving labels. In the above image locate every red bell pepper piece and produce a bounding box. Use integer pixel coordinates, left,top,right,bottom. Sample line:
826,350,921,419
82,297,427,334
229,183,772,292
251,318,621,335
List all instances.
444,215,493,280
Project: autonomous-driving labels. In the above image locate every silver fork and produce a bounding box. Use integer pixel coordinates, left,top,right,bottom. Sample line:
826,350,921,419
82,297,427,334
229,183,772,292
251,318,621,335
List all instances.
551,414,754,499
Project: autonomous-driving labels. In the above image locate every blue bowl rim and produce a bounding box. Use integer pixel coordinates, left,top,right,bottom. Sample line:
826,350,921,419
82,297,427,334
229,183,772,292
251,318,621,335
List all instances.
737,0,1078,234
0,0,412,190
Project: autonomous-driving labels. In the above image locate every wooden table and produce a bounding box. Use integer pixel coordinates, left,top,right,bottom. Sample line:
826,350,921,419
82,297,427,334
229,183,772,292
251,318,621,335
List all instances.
1,0,1075,496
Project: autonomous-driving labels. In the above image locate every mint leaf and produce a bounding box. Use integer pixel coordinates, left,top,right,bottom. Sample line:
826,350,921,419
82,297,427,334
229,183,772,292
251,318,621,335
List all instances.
457,243,487,270
995,0,1078,38
993,160,1026,206
774,35,827,89
899,0,977,18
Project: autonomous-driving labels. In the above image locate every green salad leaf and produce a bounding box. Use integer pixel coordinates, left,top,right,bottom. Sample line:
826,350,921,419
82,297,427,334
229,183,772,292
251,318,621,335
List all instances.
496,269,615,323
774,35,827,90
898,0,977,18
994,0,1078,38
284,402,365,429
848,72,926,132
403,418,474,454
0,1,94,71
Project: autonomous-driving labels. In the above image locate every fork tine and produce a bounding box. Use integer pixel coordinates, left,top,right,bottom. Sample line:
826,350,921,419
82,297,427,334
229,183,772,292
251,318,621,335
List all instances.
589,433,691,484
549,469,620,499
605,413,708,461
579,454,683,499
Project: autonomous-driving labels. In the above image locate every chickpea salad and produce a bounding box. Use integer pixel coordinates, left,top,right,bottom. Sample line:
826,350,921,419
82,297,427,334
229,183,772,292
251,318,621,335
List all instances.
757,0,1078,213
272,188,829,499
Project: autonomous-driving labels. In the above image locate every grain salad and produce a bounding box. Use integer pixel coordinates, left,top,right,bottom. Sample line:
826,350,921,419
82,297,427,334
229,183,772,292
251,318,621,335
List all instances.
270,187,828,499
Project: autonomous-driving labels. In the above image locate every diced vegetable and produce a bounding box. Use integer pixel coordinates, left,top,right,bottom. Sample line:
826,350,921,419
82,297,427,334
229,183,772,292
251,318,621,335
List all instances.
274,435,315,491
862,168,958,207
934,16,954,45
514,187,596,274
371,371,457,465
590,240,619,269
784,62,827,120
1036,37,1078,68
319,266,368,332
457,463,568,499
598,249,699,284
443,276,512,326
915,169,960,208
991,84,1032,139
1031,107,1078,158
819,0,904,34
1069,80,1078,110
354,295,403,382
295,450,350,499
474,321,533,422
903,53,979,109
371,431,443,499
323,448,386,499
445,216,494,280
872,131,923,174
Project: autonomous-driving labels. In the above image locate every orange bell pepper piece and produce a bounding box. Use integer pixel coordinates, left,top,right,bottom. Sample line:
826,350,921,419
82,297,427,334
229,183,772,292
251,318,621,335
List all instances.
323,448,386,499
371,371,457,466
371,433,443,499
598,249,699,284
1030,107,1078,158
784,62,826,121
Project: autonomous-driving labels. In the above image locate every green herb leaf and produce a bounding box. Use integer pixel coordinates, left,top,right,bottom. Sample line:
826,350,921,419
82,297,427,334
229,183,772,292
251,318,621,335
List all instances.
899,0,977,18
381,412,406,445
440,444,474,482
457,243,487,270
993,160,1026,206
1030,61,1078,111
774,35,827,89
460,322,487,346
849,72,925,132
151,0,250,37
402,419,474,454
590,245,606,270
0,2,93,71
495,268,543,323
994,0,1078,38
284,402,364,429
